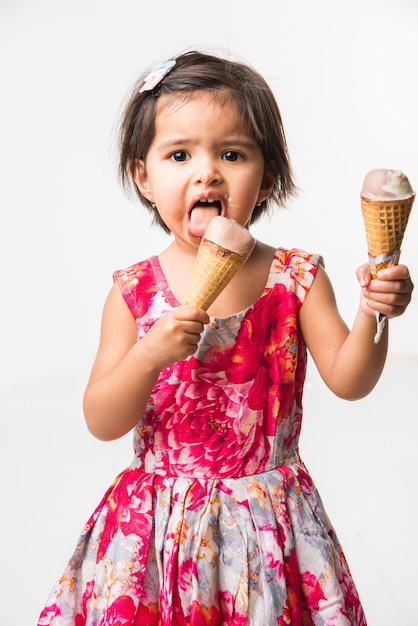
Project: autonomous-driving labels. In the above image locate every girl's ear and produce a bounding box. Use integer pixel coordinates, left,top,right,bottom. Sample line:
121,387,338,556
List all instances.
257,167,275,204
131,159,152,201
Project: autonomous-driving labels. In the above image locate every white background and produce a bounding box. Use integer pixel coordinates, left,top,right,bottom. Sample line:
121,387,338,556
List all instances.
1,1,417,624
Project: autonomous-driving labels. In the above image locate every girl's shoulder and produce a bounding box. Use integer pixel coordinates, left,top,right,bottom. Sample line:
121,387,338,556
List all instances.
112,256,162,319
113,256,156,293
273,247,324,271
270,247,324,304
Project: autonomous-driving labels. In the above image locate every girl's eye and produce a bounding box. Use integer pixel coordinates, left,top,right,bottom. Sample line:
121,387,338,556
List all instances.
222,150,243,162
170,151,189,162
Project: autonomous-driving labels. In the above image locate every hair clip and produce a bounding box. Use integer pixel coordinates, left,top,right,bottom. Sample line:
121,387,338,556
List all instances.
139,59,176,93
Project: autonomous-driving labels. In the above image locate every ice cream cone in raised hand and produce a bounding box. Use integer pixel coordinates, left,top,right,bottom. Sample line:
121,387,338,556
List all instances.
185,216,255,311
360,168,415,343
361,169,415,279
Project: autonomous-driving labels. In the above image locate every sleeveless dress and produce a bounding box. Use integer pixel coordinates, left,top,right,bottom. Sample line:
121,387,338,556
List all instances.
38,248,367,626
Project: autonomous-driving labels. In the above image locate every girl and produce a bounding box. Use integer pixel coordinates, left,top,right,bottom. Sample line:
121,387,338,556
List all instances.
38,50,414,625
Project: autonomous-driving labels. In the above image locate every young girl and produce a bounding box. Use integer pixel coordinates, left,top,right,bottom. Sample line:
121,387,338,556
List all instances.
38,50,413,626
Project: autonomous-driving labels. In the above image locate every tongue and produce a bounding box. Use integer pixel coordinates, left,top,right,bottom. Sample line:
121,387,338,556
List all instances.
189,207,219,238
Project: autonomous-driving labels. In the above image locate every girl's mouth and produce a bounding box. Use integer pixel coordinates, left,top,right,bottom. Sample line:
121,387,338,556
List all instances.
188,195,224,238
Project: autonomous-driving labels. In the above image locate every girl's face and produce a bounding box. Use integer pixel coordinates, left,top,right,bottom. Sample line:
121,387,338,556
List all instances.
134,91,273,251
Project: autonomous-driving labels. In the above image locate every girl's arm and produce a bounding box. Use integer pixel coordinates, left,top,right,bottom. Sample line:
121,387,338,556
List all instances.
83,284,209,441
299,263,413,400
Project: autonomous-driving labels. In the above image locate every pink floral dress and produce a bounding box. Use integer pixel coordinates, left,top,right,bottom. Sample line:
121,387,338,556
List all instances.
38,248,367,626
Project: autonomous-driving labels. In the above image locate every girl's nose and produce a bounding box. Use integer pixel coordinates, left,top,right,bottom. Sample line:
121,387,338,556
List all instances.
197,167,221,186
200,171,211,185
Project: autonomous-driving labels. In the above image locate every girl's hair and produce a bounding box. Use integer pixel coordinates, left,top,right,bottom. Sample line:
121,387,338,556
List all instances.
118,50,296,232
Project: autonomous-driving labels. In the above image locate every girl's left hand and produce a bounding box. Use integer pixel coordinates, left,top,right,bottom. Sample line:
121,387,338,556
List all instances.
357,263,414,319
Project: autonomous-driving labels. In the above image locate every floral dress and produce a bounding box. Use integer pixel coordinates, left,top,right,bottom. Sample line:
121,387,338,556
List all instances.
38,248,367,626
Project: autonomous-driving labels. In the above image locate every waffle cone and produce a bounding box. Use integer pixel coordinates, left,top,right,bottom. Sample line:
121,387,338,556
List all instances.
361,194,415,277
185,238,247,310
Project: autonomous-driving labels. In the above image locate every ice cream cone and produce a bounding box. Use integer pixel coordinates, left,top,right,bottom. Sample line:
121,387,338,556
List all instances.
185,238,247,310
360,168,414,343
361,194,415,278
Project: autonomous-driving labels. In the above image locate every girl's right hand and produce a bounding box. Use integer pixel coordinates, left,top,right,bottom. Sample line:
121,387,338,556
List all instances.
142,306,210,370
83,295,210,441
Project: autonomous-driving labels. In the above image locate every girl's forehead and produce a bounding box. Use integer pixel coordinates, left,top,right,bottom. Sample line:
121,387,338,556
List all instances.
155,90,249,131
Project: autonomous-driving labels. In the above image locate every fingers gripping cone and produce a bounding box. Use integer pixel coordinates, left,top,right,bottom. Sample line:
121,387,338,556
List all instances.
185,217,255,311
360,169,415,342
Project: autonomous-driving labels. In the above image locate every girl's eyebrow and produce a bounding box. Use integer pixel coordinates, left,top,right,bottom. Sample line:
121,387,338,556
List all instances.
156,139,192,150
222,138,258,150
156,137,259,151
